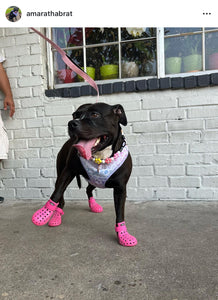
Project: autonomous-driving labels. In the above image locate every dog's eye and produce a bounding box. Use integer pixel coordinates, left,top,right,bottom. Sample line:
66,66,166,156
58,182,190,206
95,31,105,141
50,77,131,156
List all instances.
91,112,100,118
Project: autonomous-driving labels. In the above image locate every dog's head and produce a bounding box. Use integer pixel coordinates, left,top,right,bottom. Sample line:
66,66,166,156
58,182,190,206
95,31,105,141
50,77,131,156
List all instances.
68,102,127,160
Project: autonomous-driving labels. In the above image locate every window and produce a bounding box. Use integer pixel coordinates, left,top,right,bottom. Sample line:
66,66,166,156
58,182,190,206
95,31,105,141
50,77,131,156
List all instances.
164,27,218,75
47,27,218,90
51,28,156,86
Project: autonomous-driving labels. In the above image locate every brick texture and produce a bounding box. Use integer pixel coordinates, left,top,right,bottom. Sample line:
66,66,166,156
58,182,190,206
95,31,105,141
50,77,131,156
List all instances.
1,28,218,201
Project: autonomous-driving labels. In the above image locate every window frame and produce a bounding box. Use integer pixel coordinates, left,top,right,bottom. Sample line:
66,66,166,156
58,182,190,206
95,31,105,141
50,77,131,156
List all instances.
46,27,218,91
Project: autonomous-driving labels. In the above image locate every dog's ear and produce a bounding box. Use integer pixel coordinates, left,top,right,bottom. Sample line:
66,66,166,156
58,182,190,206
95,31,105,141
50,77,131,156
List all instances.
113,104,127,126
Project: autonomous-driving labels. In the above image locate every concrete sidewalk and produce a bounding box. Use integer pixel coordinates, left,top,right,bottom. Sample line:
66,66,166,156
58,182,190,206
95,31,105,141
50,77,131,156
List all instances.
0,200,218,300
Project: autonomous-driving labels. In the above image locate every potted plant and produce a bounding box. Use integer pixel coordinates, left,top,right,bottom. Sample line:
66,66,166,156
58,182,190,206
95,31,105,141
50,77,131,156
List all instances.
67,28,98,82
77,47,98,81
183,35,202,73
121,61,139,78
98,28,119,80
100,49,118,80
100,46,119,80
121,28,156,77
121,28,143,78
77,67,96,81
165,38,182,74
100,64,118,80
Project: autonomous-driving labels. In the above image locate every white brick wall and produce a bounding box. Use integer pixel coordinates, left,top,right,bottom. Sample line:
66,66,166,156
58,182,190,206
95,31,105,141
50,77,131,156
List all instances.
1,28,218,201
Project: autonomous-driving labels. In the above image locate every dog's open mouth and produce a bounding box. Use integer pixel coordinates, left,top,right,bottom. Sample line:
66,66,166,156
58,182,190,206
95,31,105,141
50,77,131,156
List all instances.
73,135,109,160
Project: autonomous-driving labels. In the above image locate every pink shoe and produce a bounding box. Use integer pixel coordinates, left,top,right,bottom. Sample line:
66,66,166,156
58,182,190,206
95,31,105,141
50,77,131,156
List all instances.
115,221,137,247
48,207,64,227
32,199,59,226
88,197,103,213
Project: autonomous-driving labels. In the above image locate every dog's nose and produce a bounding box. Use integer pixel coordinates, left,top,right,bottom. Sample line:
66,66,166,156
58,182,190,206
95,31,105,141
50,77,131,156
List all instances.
68,120,79,130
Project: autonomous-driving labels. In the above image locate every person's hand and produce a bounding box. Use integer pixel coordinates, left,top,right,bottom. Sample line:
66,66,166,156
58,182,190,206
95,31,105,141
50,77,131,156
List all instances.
4,95,15,117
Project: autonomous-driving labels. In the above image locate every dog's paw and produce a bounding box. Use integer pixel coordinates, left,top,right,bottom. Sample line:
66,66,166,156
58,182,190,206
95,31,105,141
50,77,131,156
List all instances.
32,199,59,226
48,207,64,227
89,197,103,213
115,221,137,247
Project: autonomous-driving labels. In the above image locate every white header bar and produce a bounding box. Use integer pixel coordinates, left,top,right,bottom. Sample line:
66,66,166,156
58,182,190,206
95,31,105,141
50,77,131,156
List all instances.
1,0,218,27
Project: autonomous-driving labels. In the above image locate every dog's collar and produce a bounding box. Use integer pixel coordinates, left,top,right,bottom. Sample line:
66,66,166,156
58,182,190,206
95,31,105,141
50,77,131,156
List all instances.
119,134,127,152
92,135,127,166
92,147,125,165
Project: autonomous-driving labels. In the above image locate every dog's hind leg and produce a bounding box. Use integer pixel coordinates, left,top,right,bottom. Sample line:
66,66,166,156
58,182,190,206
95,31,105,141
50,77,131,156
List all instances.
86,184,103,213
86,183,96,199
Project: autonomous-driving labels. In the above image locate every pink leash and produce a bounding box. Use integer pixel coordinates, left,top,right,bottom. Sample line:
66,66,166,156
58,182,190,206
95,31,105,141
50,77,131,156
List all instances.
30,27,99,101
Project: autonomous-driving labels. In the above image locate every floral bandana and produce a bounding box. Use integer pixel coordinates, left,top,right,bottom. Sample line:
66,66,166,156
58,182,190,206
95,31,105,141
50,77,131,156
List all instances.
79,145,129,188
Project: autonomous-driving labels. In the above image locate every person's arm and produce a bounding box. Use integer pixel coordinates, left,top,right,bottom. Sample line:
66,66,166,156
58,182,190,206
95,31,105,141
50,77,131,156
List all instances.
0,62,15,117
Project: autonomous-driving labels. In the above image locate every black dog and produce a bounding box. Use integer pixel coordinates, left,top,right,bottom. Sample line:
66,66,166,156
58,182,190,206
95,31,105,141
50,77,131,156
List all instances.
32,103,137,247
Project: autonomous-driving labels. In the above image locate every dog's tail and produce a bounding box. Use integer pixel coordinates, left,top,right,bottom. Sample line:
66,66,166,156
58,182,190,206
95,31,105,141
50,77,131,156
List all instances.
76,175,81,189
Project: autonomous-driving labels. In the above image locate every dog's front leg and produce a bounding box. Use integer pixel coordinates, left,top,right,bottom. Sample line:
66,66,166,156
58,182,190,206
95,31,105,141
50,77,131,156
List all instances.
32,167,75,227
113,186,126,224
113,186,137,247
51,167,75,203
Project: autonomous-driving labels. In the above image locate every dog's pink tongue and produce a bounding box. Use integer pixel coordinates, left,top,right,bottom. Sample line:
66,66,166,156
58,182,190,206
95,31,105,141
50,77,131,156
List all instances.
73,138,97,160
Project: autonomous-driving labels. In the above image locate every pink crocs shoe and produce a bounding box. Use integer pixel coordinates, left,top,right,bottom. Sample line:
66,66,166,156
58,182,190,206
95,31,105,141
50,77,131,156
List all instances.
32,199,59,226
115,221,137,247
48,207,64,227
88,197,103,213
